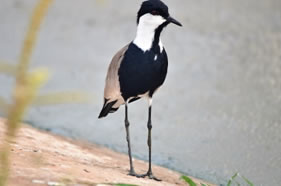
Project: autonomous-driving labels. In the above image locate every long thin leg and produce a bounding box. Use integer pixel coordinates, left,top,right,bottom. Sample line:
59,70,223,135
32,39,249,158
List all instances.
125,103,138,176
147,105,153,173
139,98,161,181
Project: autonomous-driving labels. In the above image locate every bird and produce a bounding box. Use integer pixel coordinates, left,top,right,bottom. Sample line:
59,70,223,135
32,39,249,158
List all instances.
98,0,182,181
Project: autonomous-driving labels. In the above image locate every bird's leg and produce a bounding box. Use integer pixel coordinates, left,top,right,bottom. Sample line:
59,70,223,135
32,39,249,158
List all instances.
139,100,161,181
125,104,138,176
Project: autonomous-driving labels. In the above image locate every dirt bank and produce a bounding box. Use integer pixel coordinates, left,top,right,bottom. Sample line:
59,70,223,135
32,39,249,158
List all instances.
0,118,214,186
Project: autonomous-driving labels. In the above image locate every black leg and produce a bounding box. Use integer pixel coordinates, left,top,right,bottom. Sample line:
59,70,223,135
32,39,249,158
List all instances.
125,103,139,176
139,102,161,181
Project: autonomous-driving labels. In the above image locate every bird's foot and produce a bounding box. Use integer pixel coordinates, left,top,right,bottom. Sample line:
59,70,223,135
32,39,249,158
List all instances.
137,171,162,181
128,169,142,177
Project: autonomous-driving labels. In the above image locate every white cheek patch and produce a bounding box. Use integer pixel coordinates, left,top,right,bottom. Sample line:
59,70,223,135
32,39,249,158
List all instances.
141,14,166,26
133,13,166,52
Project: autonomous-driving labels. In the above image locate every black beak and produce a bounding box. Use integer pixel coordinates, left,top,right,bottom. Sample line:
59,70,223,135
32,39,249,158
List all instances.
167,16,182,27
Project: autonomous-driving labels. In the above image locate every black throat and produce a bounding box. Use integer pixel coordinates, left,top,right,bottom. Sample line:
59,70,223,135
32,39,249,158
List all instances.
151,22,169,53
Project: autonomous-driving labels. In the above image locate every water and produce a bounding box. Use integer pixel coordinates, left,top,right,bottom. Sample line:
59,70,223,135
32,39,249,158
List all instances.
0,0,281,185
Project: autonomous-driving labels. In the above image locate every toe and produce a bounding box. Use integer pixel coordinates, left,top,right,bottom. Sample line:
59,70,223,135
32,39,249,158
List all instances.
147,172,161,181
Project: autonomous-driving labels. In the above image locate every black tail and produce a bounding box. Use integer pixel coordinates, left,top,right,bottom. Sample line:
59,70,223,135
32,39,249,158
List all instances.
98,99,118,118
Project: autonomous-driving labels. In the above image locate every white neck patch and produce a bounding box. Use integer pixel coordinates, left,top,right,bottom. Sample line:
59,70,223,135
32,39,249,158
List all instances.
133,14,165,52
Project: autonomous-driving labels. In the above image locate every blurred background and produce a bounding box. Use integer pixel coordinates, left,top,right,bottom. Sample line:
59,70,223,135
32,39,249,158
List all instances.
0,0,280,185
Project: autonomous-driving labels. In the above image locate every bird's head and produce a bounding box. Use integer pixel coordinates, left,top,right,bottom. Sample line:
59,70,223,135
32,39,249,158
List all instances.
137,0,182,28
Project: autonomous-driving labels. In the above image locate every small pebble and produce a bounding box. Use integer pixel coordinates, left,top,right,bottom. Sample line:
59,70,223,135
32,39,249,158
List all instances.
32,180,45,184
47,181,62,186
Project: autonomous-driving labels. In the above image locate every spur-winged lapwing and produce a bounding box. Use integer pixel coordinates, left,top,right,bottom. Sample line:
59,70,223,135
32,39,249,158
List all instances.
98,0,182,181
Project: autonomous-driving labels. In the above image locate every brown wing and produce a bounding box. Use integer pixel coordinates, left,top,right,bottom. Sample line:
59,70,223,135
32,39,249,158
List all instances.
103,45,129,109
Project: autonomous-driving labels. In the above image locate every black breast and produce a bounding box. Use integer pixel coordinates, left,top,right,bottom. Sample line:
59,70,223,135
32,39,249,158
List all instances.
118,43,168,101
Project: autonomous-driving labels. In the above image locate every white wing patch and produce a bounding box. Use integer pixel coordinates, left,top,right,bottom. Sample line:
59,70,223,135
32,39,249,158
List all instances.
154,55,158,61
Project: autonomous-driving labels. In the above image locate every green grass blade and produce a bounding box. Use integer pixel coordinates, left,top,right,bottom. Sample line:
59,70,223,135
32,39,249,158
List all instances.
227,173,238,186
231,173,238,180
242,176,254,186
114,184,139,186
227,180,232,186
181,175,197,186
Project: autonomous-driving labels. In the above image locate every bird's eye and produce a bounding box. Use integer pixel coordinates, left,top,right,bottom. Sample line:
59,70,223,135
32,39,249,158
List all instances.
151,10,160,15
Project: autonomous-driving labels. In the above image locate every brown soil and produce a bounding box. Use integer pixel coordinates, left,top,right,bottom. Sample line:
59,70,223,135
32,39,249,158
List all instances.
0,118,215,186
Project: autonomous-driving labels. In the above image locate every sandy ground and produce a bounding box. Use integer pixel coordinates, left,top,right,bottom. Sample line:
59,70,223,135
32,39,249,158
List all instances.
0,118,214,186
